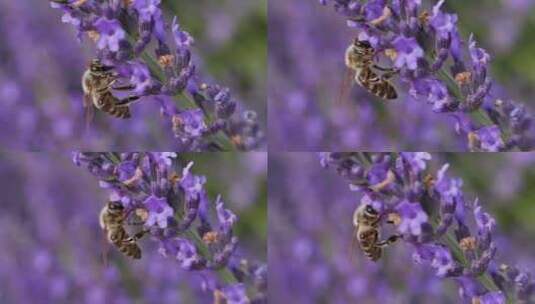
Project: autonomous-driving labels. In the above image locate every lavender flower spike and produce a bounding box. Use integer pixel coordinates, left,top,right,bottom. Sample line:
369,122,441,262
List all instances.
320,0,535,151
74,152,266,303
50,1,264,151
322,152,535,303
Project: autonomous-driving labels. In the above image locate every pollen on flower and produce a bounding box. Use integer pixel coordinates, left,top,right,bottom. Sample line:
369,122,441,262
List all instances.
467,132,480,150
231,135,243,146
158,54,175,68
387,212,401,226
87,31,100,43
172,115,183,132
471,297,481,304
370,6,392,26
202,231,219,245
73,0,88,7
213,290,225,304
384,48,397,61
200,83,209,90
169,172,181,184
123,167,143,186
419,11,430,24
424,174,436,189
122,0,133,6
135,208,149,223
459,237,477,251
455,72,472,85
370,170,395,192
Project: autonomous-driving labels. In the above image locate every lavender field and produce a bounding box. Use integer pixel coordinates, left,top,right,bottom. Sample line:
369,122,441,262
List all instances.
269,0,535,151
269,152,535,303
0,152,267,303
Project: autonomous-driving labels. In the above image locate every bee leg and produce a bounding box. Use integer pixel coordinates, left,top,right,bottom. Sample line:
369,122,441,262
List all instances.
112,84,136,91
115,95,140,106
372,64,395,72
376,234,401,247
373,65,399,80
126,230,148,243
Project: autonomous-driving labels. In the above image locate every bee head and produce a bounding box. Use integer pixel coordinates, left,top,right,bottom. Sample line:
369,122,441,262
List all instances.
365,205,378,216
89,59,114,74
354,39,372,49
108,201,124,212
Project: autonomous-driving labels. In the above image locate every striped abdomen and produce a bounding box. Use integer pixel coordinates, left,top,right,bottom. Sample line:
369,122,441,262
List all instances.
107,226,141,259
355,67,397,100
358,228,382,261
92,91,131,119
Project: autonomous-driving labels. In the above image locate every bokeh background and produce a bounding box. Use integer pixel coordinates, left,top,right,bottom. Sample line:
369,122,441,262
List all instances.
268,152,535,303
268,0,535,151
0,0,266,150
0,152,266,303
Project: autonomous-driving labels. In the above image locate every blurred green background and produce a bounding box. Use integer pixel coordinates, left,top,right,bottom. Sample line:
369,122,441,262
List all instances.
445,1,535,104
164,0,267,120
440,153,535,243
187,152,267,260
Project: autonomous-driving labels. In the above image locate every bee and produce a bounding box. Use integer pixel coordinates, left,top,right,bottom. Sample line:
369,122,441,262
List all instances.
352,203,400,261
344,39,398,100
99,201,146,259
82,59,139,121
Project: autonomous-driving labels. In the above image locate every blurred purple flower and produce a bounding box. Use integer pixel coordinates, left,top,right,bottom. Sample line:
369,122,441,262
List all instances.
94,17,125,52
220,283,249,304
392,36,424,70
396,200,428,236
216,196,238,232
143,195,173,229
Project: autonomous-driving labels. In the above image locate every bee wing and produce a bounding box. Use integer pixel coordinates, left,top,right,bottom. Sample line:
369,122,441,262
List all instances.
336,68,355,106
83,93,95,132
100,230,110,267
349,228,359,266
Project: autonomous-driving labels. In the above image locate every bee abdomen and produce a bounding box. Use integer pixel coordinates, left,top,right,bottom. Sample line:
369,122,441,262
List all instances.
119,243,142,259
356,68,398,100
107,106,131,119
364,246,382,261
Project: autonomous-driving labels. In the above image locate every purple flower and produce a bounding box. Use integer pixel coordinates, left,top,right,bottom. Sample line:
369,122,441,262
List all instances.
180,162,207,202
363,0,386,21
430,0,458,39
392,36,424,70
154,152,177,167
473,125,504,152
469,34,491,70
132,0,161,21
396,200,428,236
143,195,173,229
400,152,432,173
430,246,455,277
172,16,194,49
128,62,152,95
409,78,451,112
435,164,463,206
216,196,238,232
477,291,506,304
220,284,249,304
60,11,80,27
474,200,496,234
93,17,125,52
413,245,456,277
173,109,207,140
158,237,202,270
116,161,137,182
